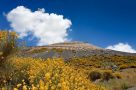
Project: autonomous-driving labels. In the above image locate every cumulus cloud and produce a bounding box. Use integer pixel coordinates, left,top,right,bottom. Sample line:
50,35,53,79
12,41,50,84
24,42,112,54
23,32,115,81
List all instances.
106,43,136,53
6,6,72,45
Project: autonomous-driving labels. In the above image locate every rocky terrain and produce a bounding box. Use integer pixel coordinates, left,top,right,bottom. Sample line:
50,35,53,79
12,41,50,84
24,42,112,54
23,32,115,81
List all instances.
19,41,136,59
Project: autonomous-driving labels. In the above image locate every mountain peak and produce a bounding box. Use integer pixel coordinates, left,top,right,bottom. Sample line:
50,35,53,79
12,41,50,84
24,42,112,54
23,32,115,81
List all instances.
48,41,102,50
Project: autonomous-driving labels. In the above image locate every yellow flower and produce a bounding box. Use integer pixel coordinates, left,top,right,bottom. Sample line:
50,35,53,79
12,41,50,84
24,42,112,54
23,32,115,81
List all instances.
1,56,106,90
39,80,44,90
2,87,6,90
45,73,51,81
13,88,18,90
22,85,27,90
51,85,56,90
17,84,22,88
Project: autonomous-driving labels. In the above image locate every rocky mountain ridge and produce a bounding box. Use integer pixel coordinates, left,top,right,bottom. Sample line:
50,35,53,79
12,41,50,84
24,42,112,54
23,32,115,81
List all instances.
19,41,136,59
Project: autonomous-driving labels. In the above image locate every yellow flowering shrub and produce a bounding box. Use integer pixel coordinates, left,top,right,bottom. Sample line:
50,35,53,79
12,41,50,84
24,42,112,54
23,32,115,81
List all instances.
119,64,129,69
0,57,106,90
69,55,136,72
113,72,122,79
0,30,18,48
0,30,18,63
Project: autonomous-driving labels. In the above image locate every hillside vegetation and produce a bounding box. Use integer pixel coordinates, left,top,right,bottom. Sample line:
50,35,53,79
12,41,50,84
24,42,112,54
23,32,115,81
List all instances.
0,57,105,90
0,31,105,90
0,31,136,90
68,54,136,90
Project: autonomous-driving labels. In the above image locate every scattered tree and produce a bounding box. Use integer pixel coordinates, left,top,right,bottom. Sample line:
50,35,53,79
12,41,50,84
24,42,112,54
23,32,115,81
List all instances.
0,30,18,63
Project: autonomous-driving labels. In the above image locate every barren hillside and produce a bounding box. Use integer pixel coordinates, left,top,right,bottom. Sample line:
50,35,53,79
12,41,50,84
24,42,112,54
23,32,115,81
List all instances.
19,41,136,59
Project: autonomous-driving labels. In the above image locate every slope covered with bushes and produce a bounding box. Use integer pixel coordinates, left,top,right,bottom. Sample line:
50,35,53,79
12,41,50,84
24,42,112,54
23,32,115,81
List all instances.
0,30,136,90
0,56,105,90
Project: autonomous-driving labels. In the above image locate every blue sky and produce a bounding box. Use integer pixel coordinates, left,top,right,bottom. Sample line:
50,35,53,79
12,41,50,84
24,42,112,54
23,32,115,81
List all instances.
0,0,136,53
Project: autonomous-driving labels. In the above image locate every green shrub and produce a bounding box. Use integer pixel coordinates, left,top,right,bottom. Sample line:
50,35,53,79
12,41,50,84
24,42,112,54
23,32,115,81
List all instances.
102,71,114,81
121,83,132,90
89,71,102,81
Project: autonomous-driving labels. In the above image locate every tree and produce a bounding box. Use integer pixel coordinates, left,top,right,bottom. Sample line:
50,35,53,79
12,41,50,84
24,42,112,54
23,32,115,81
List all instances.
0,30,18,63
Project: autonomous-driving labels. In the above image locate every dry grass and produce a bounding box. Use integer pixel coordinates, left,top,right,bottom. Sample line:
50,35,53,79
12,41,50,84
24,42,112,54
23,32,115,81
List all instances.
120,68,136,87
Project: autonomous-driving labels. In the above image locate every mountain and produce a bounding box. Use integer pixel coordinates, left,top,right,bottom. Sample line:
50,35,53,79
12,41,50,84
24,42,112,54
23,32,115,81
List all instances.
9,41,136,90
19,41,136,59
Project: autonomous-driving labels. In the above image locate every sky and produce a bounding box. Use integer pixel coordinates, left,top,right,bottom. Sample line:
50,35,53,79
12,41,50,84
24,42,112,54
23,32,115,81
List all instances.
0,0,136,53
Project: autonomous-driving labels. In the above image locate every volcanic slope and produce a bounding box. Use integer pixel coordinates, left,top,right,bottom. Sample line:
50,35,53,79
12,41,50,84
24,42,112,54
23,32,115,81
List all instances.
20,41,136,59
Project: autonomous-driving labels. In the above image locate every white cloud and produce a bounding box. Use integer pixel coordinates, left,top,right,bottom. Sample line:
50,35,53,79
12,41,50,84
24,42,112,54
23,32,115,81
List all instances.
6,6,72,46
106,43,136,53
